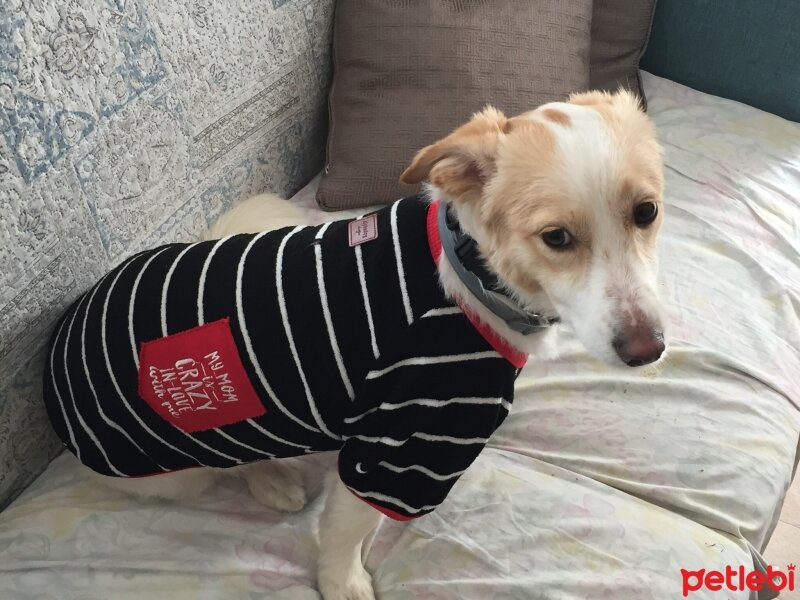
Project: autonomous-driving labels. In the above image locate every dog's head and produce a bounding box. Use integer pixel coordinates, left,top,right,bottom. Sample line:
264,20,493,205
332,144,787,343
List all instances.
402,90,666,367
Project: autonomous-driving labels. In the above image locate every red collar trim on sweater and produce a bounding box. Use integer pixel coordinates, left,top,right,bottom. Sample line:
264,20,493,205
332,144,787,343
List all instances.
426,200,528,369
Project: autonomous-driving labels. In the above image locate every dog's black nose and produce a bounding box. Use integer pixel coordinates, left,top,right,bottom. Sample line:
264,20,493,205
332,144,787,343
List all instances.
613,331,665,367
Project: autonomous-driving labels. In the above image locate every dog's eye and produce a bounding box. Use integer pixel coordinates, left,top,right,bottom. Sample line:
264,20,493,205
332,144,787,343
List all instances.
634,202,658,226
541,228,573,249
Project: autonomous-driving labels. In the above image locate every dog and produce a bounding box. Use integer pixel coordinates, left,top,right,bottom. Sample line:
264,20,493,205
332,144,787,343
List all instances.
42,89,665,600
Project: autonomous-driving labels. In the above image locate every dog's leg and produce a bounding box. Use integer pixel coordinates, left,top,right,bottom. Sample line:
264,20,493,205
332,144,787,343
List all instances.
318,478,382,600
230,460,307,512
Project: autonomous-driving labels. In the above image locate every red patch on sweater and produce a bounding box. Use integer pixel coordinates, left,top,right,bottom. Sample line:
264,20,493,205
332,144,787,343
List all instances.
137,318,265,432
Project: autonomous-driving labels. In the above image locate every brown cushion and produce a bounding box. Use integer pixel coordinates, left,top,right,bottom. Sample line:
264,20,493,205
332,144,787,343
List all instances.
589,0,657,103
317,0,593,211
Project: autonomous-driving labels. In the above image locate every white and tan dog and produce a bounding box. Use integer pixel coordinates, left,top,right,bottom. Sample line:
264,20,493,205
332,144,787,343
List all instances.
97,89,666,600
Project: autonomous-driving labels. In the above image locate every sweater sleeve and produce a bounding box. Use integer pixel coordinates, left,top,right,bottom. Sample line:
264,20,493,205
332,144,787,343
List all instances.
337,314,518,520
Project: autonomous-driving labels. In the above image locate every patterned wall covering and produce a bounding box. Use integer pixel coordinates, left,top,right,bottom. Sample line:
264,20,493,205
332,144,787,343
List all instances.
0,0,335,507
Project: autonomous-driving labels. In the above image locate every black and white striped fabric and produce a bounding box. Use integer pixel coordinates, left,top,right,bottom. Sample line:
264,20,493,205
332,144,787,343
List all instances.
43,197,519,520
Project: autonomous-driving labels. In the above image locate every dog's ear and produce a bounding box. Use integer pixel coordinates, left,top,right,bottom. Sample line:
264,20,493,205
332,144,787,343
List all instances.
400,106,509,201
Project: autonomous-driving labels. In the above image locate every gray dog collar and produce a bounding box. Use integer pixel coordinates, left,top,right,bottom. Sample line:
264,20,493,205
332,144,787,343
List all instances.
436,201,559,336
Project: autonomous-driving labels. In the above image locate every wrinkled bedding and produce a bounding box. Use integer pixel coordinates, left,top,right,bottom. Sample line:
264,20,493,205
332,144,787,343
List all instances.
1,72,798,600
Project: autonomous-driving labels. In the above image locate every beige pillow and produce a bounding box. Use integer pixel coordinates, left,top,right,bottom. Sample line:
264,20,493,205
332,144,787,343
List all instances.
590,0,657,104
317,0,593,211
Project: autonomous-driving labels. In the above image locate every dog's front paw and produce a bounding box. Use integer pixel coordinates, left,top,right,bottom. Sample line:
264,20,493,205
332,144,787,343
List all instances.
318,564,376,600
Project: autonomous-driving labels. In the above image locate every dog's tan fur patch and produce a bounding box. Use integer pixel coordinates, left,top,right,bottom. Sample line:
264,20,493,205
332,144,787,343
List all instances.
540,107,571,127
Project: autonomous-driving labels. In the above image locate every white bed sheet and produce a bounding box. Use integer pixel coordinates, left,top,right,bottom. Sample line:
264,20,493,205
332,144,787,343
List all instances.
1,72,798,600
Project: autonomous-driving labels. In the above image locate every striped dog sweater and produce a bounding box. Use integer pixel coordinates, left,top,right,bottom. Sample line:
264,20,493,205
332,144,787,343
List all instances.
43,197,524,520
